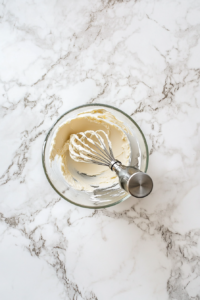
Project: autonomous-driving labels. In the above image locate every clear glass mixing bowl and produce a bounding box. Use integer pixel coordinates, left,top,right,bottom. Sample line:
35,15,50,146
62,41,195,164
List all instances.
42,104,149,209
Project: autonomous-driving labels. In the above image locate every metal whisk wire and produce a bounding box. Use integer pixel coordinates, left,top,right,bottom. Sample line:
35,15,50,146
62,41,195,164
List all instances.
69,129,153,198
69,130,115,167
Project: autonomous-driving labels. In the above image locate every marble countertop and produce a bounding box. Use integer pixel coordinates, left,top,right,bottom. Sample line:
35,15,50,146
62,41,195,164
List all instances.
1,0,200,299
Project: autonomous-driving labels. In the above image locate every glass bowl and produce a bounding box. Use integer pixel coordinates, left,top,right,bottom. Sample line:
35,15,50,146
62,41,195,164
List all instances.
42,104,149,209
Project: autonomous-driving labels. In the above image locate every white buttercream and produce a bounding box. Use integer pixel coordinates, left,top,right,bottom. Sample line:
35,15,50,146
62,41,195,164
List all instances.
49,109,131,191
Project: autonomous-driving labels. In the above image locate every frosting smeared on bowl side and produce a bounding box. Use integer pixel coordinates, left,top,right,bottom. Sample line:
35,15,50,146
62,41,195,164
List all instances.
49,109,131,191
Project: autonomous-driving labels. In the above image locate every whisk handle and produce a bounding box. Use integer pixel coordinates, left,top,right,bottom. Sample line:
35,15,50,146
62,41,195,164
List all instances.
112,163,153,198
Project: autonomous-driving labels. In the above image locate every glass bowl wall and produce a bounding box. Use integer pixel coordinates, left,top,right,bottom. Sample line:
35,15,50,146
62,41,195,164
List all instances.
42,104,149,209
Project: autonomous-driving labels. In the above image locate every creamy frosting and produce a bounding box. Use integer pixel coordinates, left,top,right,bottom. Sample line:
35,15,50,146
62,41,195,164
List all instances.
49,109,131,191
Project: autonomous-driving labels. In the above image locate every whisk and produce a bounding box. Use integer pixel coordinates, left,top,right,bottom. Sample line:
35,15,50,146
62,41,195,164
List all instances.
69,130,153,198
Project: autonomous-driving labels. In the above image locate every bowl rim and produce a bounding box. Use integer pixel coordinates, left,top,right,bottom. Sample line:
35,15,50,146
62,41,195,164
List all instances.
42,103,149,209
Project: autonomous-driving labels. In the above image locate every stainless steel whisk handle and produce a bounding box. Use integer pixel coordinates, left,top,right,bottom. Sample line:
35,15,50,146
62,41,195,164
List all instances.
112,162,153,198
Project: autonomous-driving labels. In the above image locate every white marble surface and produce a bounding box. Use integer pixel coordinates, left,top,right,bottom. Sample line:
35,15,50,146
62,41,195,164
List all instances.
1,0,200,299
